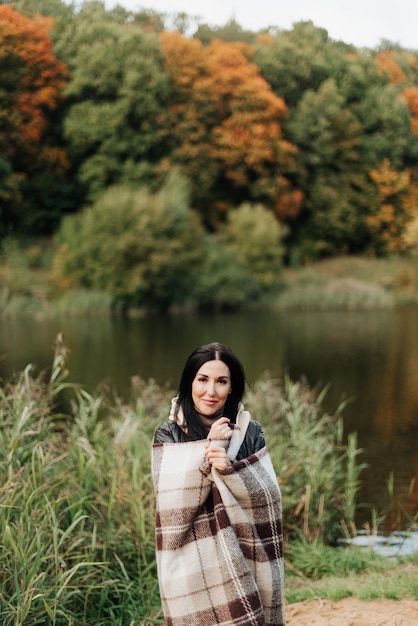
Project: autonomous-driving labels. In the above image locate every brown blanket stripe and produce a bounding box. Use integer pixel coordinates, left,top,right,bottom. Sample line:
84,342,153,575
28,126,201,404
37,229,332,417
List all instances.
152,440,285,625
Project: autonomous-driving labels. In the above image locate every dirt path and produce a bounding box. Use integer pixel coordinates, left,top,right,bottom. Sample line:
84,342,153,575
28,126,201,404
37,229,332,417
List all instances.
285,597,418,625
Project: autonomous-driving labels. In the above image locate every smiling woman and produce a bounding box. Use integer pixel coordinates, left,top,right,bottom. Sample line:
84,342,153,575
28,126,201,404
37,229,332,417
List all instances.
191,359,232,419
152,342,285,625
153,342,255,454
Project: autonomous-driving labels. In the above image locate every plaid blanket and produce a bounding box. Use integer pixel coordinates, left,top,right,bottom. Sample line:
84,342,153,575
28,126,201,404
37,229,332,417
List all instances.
152,440,285,626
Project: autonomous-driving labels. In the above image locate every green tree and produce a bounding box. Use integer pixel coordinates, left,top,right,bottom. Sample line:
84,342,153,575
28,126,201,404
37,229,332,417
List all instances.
334,48,414,165
355,84,412,170
223,203,285,292
253,23,373,259
192,239,259,310
254,24,418,260
8,0,76,38
60,2,169,200
287,79,374,259
52,172,205,310
194,17,257,45
254,21,353,109
192,203,285,310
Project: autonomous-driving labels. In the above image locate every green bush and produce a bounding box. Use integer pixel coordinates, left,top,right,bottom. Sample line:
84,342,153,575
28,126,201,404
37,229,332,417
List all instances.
223,203,285,293
192,203,285,309
0,237,33,295
192,237,260,310
52,171,204,311
0,238,47,318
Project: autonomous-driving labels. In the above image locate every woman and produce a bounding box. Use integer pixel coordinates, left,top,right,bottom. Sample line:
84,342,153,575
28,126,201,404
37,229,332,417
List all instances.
152,342,285,626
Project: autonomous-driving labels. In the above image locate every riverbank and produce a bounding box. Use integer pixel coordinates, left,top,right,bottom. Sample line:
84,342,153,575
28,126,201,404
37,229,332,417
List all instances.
1,248,418,318
277,255,418,310
285,552,418,603
286,597,418,625
285,556,418,622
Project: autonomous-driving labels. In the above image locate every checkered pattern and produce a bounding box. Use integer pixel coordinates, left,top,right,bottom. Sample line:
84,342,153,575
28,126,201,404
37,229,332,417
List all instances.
152,440,285,626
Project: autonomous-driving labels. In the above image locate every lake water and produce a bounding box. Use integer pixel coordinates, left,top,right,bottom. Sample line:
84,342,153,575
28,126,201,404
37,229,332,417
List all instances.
1,306,418,527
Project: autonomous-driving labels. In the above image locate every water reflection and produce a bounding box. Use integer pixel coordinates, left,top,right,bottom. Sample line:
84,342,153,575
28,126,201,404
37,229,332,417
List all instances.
1,306,418,523
342,530,418,558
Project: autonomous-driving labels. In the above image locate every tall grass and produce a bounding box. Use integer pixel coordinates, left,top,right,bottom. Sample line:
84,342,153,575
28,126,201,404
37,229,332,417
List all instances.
277,255,418,309
0,336,409,622
245,374,367,544
0,336,164,624
276,274,394,310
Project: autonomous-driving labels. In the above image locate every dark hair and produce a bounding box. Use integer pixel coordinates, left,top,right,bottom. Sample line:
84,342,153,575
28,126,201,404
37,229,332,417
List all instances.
177,342,246,439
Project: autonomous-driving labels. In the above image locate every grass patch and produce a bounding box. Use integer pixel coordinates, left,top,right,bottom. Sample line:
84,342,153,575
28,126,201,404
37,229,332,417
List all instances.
285,538,388,579
52,289,114,317
276,275,394,310
278,255,418,310
285,553,418,603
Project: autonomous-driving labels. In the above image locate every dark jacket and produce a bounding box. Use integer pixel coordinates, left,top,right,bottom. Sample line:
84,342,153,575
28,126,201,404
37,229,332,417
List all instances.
153,418,265,462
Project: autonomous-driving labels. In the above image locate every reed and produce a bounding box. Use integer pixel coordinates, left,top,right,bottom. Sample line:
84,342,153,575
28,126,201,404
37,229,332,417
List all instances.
276,275,394,310
245,374,367,543
0,335,412,622
0,336,163,624
278,254,418,309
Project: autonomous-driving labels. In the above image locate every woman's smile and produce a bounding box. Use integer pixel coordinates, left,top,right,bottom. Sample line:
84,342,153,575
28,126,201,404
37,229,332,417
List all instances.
192,360,231,417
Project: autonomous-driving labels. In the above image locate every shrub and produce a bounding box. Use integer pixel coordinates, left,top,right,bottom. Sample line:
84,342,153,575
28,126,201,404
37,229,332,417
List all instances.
223,203,285,293
192,237,260,310
0,237,33,295
51,171,204,311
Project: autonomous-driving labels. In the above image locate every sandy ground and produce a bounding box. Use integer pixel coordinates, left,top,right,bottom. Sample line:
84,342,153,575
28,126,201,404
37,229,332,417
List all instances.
285,597,418,625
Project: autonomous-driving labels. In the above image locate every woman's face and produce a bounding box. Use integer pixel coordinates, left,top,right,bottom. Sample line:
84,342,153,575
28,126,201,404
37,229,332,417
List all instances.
192,359,232,418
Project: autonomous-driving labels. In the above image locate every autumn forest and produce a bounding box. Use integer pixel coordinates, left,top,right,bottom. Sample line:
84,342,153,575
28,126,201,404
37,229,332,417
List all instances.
2,0,418,309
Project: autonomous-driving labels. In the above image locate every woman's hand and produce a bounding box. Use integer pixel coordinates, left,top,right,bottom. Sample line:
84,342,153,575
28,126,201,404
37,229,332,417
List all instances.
204,442,231,472
207,417,232,443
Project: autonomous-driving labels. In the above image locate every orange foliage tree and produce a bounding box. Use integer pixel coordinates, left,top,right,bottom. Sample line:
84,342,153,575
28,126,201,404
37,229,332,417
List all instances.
376,50,407,86
159,32,302,226
368,159,418,253
398,87,418,249
0,5,68,232
402,86,418,137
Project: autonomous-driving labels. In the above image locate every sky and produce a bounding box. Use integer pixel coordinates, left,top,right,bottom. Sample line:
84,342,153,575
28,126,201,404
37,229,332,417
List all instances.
104,0,418,50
